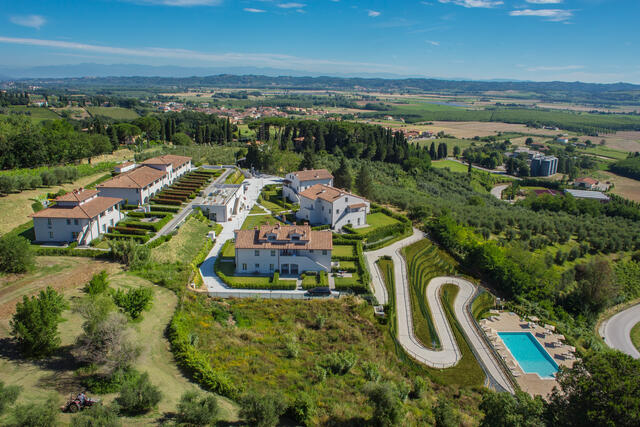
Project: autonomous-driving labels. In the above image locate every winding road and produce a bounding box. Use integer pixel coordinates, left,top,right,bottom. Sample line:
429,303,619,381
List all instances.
600,303,640,359
366,229,514,392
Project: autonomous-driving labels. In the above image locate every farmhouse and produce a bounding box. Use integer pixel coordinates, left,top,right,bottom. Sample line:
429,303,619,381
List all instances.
234,224,332,275
195,184,247,222
574,177,599,190
282,168,333,203
31,188,122,245
97,154,192,205
297,184,370,230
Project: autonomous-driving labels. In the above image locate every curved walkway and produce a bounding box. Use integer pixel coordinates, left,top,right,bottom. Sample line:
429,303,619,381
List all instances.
367,229,514,391
600,303,640,359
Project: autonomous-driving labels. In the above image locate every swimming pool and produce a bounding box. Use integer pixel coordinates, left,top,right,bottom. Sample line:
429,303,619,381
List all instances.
498,332,559,378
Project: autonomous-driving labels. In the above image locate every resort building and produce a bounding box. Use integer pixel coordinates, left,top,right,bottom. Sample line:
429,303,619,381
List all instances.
282,168,333,203
114,161,136,174
234,224,332,275
31,188,122,245
97,154,192,205
195,184,247,222
297,184,370,230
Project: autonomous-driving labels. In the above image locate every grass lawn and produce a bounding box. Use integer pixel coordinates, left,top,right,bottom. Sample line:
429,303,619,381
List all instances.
354,212,401,235
336,260,357,270
0,171,111,235
250,204,267,214
241,214,284,230
177,293,483,425
215,259,272,287
301,273,319,289
431,159,469,173
151,216,213,264
0,262,238,424
332,244,356,258
221,240,235,258
631,321,640,352
333,272,361,288
259,198,287,214
224,170,245,185
86,106,140,120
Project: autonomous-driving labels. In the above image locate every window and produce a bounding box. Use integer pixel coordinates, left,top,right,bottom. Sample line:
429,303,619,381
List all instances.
345,197,348,202
309,249,314,253
72,232,79,239
271,250,276,256
322,250,327,255
74,219,79,225
336,209,340,214
102,224,106,232
269,264,274,271
255,263,259,269
49,232,54,239
292,236,300,241
110,219,114,226
47,218,52,226
242,263,247,271
255,250,260,256
66,219,71,225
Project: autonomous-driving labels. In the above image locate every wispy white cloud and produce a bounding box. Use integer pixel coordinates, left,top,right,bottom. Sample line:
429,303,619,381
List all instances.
426,40,440,46
509,8,573,21
526,0,563,3
438,0,503,8
0,36,406,73
277,2,305,8
124,0,222,5
368,10,381,17
10,15,46,29
243,7,266,13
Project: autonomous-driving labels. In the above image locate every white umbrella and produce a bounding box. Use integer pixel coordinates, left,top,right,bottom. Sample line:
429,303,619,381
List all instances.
530,316,540,322
556,334,565,341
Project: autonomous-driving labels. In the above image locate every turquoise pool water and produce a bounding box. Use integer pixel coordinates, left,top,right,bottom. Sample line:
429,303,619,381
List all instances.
498,332,559,378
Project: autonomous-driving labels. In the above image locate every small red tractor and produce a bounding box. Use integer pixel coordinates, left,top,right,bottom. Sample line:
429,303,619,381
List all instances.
60,392,99,413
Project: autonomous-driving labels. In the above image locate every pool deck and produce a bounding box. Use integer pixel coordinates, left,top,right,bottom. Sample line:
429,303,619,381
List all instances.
481,311,577,398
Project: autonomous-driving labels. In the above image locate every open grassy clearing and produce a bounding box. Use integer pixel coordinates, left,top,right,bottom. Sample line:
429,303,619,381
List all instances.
86,106,140,120
0,171,111,235
249,204,267,214
353,212,401,235
240,214,284,230
0,258,238,425
597,171,640,202
431,160,469,173
425,121,561,139
151,217,213,264
180,293,483,425
631,321,640,352
332,244,356,258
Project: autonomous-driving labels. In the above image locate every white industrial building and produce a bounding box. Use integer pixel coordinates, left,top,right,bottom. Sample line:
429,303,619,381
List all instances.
97,154,192,205
282,169,333,203
195,184,246,222
31,189,123,245
297,184,370,230
234,224,332,275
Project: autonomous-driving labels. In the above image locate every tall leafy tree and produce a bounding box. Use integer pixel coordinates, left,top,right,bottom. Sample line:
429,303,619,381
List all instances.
333,157,352,190
0,235,34,273
479,391,545,427
10,287,68,357
356,164,373,199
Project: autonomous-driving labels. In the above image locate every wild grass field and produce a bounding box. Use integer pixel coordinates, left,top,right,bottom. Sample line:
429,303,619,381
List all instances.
431,160,469,173
2,106,60,123
631,322,640,352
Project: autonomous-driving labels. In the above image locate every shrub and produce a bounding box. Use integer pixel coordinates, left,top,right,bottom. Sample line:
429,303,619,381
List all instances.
13,396,59,427
71,404,122,427
176,391,220,426
0,234,34,273
239,391,286,427
364,382,404,427
0,175,15,194
115,372,162,415
112,287,153,320
362,361,381,382
434,398,460,427
109,239,150,268
0,381,21,415
287,392,315,426
10,287,67,357
410,376,427,399
320,350,357,375
85,270,110,296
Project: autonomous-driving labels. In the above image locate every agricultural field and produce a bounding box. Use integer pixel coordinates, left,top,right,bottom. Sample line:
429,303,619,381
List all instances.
2,106,60,123
86,106,140,120
176,293,483,425
597,171,640,202
51,106,90,120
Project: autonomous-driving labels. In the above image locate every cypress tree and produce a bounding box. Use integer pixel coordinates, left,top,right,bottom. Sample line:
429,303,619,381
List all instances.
356,164,373,199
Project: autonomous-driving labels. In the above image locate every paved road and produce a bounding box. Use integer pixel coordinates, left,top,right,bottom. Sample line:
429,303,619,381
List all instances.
490,184,510,201
367,229,514,391
149,167,233,242
600,303,640,359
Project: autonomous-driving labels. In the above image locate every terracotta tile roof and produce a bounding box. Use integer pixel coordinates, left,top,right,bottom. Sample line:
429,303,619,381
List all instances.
235,224,333,250
575,177,599,185
31,197,121,219
290,169,333,182
299,184,367,204
117,161,134,168
142,154,191,169
349,203,367,209
98,166,166,189
55,189,98,203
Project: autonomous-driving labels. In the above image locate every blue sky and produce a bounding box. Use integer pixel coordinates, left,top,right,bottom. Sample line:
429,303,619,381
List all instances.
0,0,638,83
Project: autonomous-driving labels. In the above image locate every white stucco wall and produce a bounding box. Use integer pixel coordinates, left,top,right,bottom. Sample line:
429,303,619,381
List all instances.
33,204,123,244
235,248,331,275
297,193,369,230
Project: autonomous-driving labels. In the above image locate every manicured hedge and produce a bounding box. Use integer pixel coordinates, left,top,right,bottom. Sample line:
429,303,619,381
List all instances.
149,205,180,213
108,226,147,236
104,232,149,243
122,204,140,210
120,214,172,232
151,198,182,206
